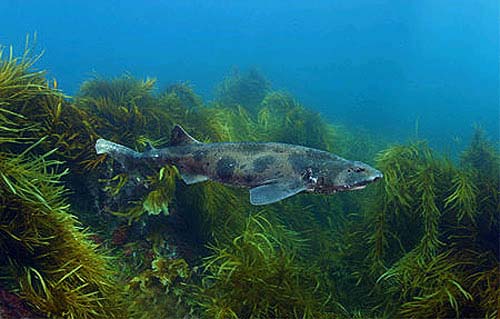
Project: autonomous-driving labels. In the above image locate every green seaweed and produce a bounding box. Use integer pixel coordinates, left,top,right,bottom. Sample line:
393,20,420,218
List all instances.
125,255,194,319
193,213,336,319
363,139,499,318
215,67,270,112
0,42,125,318
2,37,497,319
72,73,499,319
0,142,125,318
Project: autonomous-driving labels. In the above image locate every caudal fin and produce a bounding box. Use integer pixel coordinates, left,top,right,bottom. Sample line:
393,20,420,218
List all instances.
95,138,141,168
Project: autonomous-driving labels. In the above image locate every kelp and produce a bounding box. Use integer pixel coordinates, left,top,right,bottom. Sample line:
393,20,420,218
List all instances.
0,36,100,172
193,213,336,319
73,75,210,226
64,70,500,319
215,67,270,112
77,75,205,148
75,66,370,247
361,139,499,318
0,43,124,318
76,75,160,149
0,36,55,107
79,70,370,318
1,38,498,319
125,255,194,319
0,142,124,318
257,92,333,149
0,37,57,147
164,81,203,109
100,165,178,224
460,126,499,229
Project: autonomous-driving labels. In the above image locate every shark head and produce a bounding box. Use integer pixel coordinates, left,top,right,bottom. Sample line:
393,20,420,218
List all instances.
310,159,383,193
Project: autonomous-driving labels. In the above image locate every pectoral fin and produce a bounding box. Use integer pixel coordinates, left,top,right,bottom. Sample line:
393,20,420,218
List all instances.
249,179,306,205
181,173,209,185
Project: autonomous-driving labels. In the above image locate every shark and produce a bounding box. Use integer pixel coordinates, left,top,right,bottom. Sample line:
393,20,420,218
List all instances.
95,125,383,205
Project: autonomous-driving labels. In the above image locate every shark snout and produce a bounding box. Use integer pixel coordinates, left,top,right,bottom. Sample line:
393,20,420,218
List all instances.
371,170,383,182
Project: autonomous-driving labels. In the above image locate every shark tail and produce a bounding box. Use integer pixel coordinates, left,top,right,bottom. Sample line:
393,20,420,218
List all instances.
95,138,142,168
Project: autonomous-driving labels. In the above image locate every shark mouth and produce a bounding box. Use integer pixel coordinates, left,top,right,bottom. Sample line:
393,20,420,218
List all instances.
333,183,367,192
348,184,367,191
334,175,382,192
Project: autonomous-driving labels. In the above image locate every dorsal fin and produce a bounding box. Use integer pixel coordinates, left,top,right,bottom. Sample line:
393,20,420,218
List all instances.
170,125,201,146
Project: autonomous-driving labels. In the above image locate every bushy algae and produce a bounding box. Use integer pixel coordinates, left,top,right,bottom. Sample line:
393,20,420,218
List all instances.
1,38,497,319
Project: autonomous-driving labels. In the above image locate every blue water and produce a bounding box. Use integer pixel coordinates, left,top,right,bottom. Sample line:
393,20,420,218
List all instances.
1,0,498,151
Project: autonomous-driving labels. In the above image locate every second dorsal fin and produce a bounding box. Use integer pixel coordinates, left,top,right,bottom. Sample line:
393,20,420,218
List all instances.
170,125,201,146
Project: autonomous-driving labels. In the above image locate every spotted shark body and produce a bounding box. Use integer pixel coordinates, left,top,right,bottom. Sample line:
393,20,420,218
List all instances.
95,125,383,205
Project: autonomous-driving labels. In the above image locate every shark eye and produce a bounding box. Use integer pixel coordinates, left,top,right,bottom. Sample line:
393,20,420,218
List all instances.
348,167,365,173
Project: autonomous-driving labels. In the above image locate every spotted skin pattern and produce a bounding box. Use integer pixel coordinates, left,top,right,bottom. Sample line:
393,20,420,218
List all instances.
96,125,383,205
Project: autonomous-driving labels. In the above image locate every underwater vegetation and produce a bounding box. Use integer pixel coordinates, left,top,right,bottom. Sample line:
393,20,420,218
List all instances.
0,40,498,319
193,213,338,319
369,138,499,318
124,254,194,319
215,67,270,113
0,145,125,318
0,41,125,318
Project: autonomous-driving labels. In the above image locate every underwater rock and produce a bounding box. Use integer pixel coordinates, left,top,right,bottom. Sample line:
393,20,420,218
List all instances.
0,287,38,319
